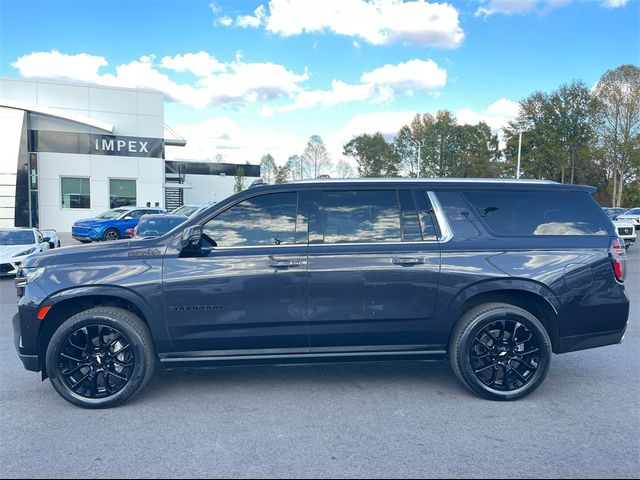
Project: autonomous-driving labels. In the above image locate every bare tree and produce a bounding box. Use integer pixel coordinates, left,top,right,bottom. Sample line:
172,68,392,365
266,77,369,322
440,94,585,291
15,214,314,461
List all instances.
285,155,304,180
334,159,355,178
213,153,224,163
259,154,277,184
301,135,332,178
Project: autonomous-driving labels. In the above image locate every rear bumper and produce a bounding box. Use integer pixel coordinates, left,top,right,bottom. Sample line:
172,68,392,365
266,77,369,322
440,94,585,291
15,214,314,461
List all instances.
557,327,627,353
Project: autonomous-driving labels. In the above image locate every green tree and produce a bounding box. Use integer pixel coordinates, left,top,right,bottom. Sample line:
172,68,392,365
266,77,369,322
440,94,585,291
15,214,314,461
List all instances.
233,166,245,193
593,64,640,207
259,154,276,184
273,164,290,184
343,132,399,177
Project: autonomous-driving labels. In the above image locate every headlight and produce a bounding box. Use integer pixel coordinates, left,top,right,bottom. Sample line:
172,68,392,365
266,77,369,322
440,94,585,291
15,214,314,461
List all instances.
13,247,37,257
16,266,46,286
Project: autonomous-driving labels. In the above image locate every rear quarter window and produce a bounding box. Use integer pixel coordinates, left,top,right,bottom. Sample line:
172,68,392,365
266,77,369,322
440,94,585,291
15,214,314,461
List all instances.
463,190,611,236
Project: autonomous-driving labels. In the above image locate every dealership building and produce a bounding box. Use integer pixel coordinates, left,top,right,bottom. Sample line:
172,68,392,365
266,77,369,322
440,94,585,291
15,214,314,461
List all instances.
0,78,259,232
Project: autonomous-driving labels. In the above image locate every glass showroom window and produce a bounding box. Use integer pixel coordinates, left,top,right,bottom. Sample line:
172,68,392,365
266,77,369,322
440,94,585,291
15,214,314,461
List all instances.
61,177,90,209
110,179,137,209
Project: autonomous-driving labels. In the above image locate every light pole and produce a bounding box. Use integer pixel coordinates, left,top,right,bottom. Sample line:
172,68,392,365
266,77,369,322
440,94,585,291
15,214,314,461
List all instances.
410,139,425,178
516,131,523,179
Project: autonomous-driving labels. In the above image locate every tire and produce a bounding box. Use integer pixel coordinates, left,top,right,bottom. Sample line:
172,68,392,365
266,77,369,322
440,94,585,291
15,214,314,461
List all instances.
45,307,156,408
449,302,552,401
57,240,61,248
103,228,120,241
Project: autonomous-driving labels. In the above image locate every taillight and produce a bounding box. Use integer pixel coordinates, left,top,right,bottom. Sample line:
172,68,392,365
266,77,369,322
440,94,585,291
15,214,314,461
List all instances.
610,237,627,282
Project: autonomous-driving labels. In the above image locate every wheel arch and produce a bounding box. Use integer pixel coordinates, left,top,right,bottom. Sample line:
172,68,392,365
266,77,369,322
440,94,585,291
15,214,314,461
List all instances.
446,280,561,353
36,286,155,377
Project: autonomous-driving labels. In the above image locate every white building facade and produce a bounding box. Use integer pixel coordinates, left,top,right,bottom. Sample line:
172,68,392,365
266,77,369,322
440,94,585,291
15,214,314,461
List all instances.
0,78,259,232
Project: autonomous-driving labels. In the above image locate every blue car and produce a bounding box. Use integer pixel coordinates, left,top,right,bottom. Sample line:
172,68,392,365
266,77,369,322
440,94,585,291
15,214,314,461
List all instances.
72,206,165,242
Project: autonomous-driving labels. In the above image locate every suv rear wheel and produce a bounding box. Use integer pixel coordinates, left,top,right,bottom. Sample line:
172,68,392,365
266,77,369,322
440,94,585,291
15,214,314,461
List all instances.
449,302,552,400
45,307,156,408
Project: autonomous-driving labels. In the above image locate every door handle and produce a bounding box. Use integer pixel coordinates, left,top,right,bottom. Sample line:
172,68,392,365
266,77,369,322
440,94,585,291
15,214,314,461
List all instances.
392,257,425,266
267,259,303,269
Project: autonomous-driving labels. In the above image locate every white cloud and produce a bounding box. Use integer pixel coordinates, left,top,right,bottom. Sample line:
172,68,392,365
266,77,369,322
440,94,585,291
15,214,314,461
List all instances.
361,59,447,93
476,0,629,16
215,16,233,26
11,50,308,110
280,59,446,112
222,0,464,48
236,4,266,28
456,98,520,132
165,117,307,165
160,51,226,77
11,50,108,83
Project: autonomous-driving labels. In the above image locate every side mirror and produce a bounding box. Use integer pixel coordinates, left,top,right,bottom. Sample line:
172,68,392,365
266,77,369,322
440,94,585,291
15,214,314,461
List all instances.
180,225,203,248
42,236,51,243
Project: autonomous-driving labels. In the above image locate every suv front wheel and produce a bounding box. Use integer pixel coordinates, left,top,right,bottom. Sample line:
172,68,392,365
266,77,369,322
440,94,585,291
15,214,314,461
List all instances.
449,302,552,400
45,307,156,408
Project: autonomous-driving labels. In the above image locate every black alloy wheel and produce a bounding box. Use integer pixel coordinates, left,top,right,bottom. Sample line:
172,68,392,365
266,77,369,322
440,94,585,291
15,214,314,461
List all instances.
57,324,135,399
449,302,552,401
469,319,540,391
46,307,155,408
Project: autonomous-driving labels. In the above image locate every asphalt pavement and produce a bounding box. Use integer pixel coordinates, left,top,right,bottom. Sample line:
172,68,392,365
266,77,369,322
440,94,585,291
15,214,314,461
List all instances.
0,245,638,478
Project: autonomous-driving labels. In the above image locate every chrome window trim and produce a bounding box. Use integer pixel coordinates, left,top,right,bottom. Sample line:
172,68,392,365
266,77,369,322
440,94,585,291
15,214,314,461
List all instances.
209,240,440,251
426,191,454,243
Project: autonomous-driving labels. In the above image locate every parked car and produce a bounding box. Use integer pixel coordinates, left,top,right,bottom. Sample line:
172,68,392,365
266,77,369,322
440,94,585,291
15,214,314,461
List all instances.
126,214,187,239
616,207,640,229
13,179,629,408
602,207,626,220
71,206,166,242
0,228,59,276
612,219,636,248
170,203,213,217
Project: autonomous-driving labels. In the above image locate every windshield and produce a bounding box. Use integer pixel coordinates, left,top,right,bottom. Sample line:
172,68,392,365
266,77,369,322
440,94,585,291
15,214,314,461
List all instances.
171,205,199,216
95,209,129,220
137,217,186,237
0,230,35,245
625,208,640,214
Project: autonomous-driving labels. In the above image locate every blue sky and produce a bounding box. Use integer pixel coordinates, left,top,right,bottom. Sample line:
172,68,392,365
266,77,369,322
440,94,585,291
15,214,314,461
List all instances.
1,0,638,166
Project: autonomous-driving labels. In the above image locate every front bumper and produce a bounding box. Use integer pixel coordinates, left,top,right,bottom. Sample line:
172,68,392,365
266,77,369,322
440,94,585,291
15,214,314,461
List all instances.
13,312,40,372
72,226,101,241
0,258,25,276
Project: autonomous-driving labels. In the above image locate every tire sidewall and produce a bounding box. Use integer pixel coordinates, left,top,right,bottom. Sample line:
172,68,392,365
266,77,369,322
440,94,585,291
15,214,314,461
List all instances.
103,228,120,241
46,313,148,408
457,307,552,401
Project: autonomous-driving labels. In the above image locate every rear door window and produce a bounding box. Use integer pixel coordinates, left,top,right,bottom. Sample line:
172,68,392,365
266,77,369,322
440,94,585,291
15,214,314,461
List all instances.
463,190,609,236
319,190,401,243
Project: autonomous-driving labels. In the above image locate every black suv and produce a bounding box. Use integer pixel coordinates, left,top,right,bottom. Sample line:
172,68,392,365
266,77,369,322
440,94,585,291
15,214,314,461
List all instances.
12,179,629,408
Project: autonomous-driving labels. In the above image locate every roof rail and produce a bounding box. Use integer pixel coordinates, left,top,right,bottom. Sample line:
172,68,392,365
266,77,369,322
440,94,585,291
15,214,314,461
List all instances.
248,178,267,188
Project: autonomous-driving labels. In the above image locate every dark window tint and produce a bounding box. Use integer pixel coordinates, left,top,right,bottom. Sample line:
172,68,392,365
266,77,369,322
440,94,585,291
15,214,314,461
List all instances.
320,190,401,243
398,190,422,241
437,191,482,240
204,192,297,247
464,191,609,236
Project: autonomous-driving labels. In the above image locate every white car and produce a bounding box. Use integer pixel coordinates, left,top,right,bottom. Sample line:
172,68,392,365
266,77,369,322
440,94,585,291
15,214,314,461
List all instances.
612,219,636,249
0,228,60,276
616,207,640,229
